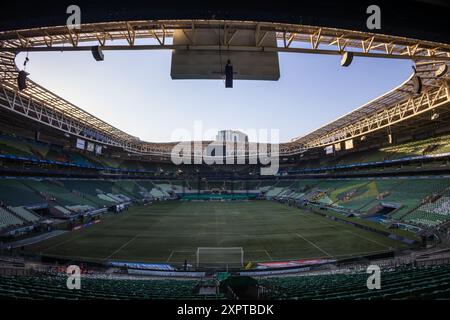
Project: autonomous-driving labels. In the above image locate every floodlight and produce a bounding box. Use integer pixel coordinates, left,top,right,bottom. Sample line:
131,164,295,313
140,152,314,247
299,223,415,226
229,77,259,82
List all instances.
431,112,440,120
435,64,448,78
340,52,353,67
17,70,29,91
91,46,104,61
225,60,233,88
412,75,422,94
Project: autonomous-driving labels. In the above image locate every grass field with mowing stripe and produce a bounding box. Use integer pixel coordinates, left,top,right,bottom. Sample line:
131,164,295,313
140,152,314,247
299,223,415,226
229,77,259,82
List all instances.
26,201,413,265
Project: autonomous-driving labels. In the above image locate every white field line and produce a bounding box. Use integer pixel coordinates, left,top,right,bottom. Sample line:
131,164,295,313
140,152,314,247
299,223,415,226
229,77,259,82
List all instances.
295,233,332,257
166,251,175,263
42,233,86,253
343,230,392,249
264,250,274,261
41,211,134,253
299,210,392,250
104,233,141,260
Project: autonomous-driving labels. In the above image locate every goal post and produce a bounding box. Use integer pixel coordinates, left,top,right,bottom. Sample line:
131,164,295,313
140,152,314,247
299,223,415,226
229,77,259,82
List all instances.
196,247,244,268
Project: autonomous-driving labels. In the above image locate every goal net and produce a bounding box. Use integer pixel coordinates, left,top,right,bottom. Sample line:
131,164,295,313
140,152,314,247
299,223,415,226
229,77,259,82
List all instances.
196,247,244,268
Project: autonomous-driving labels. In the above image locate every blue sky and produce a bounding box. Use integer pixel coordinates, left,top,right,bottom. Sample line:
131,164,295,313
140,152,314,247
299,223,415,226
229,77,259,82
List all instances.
18,47,412,143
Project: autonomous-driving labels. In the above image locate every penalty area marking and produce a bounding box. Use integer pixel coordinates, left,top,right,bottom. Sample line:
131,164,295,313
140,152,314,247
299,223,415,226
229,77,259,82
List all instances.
166,250,196,263
166,249,275,263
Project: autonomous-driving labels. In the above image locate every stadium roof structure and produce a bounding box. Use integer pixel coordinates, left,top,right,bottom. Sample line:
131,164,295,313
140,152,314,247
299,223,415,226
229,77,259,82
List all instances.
0,19,449,156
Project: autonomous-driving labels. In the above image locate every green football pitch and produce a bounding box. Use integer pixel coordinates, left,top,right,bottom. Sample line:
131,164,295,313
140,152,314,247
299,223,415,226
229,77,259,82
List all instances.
26,201,412,265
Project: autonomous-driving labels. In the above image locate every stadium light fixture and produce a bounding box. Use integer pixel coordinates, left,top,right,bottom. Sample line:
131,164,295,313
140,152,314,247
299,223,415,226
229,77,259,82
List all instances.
17,54,30,91
412,75,422,94
225,60,233,88
431,112,440,120
435,64,448,77
340,52,353,67
411,65,422,94
17,70,29,91
388,134,393,144
91,46,104,61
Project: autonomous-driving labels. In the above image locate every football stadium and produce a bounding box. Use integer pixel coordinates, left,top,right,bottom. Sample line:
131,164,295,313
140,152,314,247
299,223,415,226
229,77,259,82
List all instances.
0,1,450,305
